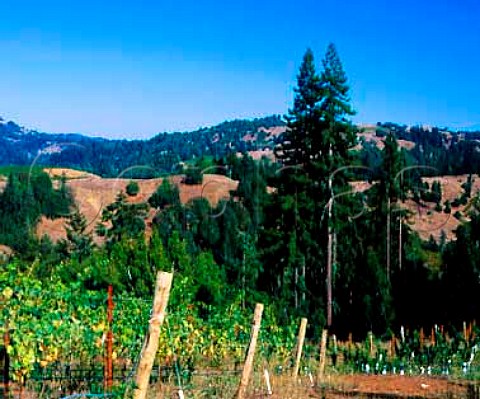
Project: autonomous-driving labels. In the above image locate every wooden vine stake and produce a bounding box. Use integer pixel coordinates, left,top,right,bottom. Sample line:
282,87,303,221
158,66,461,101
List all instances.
234,303,264,399
133,271,173,399
263,368,272,395
389,334,396,359
316,329,328,384
292,318,308,378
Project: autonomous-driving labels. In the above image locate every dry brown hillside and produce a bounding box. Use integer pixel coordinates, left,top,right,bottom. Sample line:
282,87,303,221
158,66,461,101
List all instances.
406,175,480,241
356,125,416,150
36,170,238,243
350,175,480,241
11,168,479,244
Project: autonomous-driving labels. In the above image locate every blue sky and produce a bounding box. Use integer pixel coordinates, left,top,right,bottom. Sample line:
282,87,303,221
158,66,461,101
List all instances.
0,0,479,138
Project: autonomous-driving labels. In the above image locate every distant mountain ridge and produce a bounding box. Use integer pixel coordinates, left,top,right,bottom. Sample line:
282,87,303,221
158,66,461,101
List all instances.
0,115,285,176
460,124,480,132
2,115,480,178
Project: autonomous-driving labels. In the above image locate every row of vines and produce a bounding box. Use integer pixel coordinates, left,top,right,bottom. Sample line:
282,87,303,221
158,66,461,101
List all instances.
1,262,479,395
1,262,299,384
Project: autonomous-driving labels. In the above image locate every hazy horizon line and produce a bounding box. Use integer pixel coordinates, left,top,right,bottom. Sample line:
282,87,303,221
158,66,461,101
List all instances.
2,113,479,141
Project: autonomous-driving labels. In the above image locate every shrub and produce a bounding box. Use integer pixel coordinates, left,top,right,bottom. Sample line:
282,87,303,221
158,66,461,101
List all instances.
148,179,180,209
444,200,451,214
126,181,140,196
453,211,463,220
183,167,203,185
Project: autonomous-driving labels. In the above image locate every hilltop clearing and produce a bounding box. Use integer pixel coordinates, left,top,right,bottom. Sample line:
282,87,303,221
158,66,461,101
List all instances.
36,170,238,243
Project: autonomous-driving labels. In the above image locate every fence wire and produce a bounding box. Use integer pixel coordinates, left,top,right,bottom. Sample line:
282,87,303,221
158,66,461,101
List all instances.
2,293,479,399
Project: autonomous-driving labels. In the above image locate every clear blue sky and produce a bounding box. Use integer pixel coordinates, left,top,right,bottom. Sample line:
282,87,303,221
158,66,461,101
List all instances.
1,0,479,138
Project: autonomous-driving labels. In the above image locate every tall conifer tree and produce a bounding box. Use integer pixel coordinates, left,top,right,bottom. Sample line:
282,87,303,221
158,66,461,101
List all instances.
267,44,357,326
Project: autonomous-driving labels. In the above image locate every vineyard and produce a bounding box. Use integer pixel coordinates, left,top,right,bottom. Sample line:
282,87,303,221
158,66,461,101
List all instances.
1,266,479,399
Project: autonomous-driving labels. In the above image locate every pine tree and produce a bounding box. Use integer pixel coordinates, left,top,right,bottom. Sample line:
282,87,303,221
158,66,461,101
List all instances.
431,180,442,204
315,43,356,167
462,174,474,198
317,43,357,327
275,48,321,167
97,191,149,244
267,44,358,328
234,155,269,231
65,207,94,261
444,200,451,214
375,133,404,279
149,179,180,209
442,210,480,322
267,49,323,318
57,173,71,214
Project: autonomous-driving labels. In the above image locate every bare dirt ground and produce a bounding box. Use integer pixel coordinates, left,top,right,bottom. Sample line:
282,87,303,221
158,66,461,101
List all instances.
327,374,469,397
247,374,471,398
43,167,99,180
258,126,287,138
6,373,476,399
152,374,471,399
246,149,276,161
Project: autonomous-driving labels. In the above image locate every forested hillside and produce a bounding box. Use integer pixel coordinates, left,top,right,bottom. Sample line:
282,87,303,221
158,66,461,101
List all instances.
0,115,284,177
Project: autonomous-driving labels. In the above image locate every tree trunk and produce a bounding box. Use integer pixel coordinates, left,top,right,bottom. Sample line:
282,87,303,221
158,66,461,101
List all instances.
327,145,334,328
294,266,298,309
327,197,333,327
386,197,391,280
398,215,402,271
302,257,306,304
